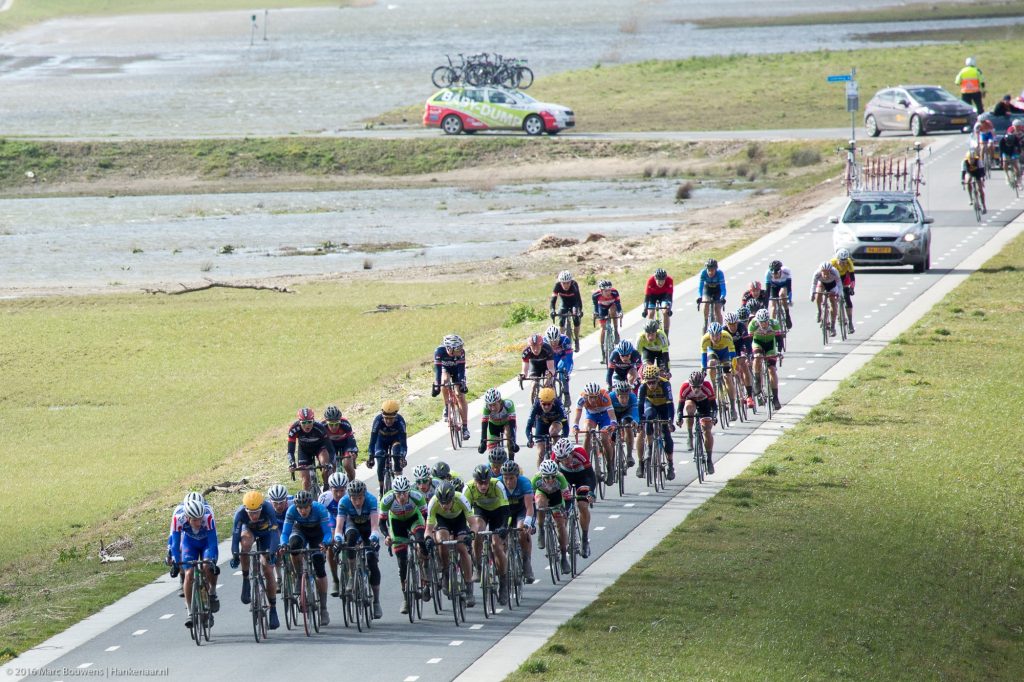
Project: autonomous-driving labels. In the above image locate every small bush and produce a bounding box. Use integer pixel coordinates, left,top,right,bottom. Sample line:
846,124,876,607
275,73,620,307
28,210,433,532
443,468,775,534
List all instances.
789,148,822,167
746,142,763,160
504,303,547,327
585,274,597,286
131,247,143,254
656,166,669,178
755,463,779,476
219,244,235,254
643,165,654,178
736,164,749,178
675,181,694,202
199,261,213,272
522,660,549,674
727,218,742,229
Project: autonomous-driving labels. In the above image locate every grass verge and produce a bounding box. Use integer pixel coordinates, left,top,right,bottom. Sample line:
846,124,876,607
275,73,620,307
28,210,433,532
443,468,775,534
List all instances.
689,0,1024,28
507,232,1024,681
855,23,1024,43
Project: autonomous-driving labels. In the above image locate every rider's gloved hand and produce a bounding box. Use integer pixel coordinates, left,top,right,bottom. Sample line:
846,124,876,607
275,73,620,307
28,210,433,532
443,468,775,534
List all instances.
430,384,440,398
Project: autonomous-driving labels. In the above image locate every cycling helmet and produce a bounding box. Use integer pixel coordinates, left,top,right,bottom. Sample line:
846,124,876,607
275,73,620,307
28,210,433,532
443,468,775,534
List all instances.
243,491,264,511
820,261,833,272
689,370,705,387
966,56,976,67
500,460,520,476
473,463,492,483
435,481,456,504
724,312,739,325
736,305,751,322
267,484,288,502
413,464,432,483
644,320,661,334
293,490,313,506
183,491,205,507
613,380,631,393
769,259,783,272
1014,118,1023,129
615,340,634,356
432,461,451,479
708,322,723,336
755,308,771,323
528,333,543,346
545,325,561,342
557,270,573,283
484,388,502,404
381,400,400,416
443,334,464,351
323,405,341,421
539,460,559,476
538,387,556,403
583,382,602,396
391,476,412,493
488,446,508,466
836,248,851,261
598,279,612,289
328,472,349,489
347,480,366,495
705,258,718,269
749,280,762,291
297,407,315,421
553,438,575,460
184,499,206,519
654,268,667,279
642,364,660,381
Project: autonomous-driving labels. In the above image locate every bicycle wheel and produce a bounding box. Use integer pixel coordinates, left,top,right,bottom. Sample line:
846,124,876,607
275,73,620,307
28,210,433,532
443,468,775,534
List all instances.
645,435,655,489
592,444,606,500
190,580,203,646
481,550,493,619
251,573,263,643
694,427,705,484
284,566,296,630
200,585,212,642
616,440,626,497
449,562,462,626
340,564,352,628
301,571,313,637
766,377,775,420
431,66,456,89
448,404,460,450
838,302,849,341
354,568,365,632
310,579,321,634
545,521,560,584
516,66,534,88
656,436,667,490
820,302,830,347
405,556,418,624
568,509,579,577
429,553,444,614
361,567,374,629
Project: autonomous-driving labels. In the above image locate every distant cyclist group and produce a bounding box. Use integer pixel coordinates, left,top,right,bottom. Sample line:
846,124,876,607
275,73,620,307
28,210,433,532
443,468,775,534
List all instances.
167,248,859,639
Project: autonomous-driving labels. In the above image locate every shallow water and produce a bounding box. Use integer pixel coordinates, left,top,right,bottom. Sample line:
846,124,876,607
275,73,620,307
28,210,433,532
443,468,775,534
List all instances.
0,179,750,293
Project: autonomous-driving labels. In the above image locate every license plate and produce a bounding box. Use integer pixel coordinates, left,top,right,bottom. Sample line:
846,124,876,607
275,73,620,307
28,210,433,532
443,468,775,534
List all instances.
865,246,893,254
951,117,967,124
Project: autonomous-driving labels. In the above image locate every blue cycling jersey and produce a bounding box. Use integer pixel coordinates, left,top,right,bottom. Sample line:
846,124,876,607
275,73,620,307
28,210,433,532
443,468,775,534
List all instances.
281,502,332,545
699,268,727,298
369,414,407,455
335,492,380,534
230,502,281,556
169,511,219,564
499,475,534,507
608,390,640,423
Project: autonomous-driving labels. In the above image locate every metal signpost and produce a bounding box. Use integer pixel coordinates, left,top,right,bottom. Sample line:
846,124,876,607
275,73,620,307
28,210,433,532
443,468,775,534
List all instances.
827,68,858,144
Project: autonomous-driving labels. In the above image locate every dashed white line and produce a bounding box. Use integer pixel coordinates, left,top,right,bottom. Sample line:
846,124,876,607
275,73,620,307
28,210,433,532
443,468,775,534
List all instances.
470,624,484,630
638,491,650,496
232,571,243,576
806,359,816,364
450,640,464,646
428,657,443,664
594,526,606,531
404,676,420,682
814,353,824,357
864,315,872,319
78,663,93,669
778,382,788,387
159,613,175,619
131,629,147,636
608,514,621,519
428,456,438,460
104,646,119,652
623,503,635,508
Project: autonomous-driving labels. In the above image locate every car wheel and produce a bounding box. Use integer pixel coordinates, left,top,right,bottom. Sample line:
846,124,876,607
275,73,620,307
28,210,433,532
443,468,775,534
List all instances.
523,114,545,136
911,115,925,137
913,246,930,273
441,114,464,135
865,115,881,137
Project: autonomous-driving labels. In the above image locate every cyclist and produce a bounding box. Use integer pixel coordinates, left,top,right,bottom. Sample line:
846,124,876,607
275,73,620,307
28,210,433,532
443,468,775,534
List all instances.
466,464,511,606
998,121,1022,182
229,491,281,629
764,259,793,329
831,249,857,334
166,492,210,597
701,321,738,421
637,364,676,481
811,260,843,337
432,460,465,493
478,387,520,455
424,481,476,607
609,379,639,473
592,279,623,358
287,407,336,492
170,498,220,628
636,319,671,378
545,324,574,398
317,472,348,597
525,386,569,464
974,118,996,171
550,270,583,352
676,370,717,475
413,464,437,502
749,308,783,411
532,459,572,574
698,257,727,329
606,339,642,389
725,308,756,409
572,382,618,485
367,399,407,497
266,484,291,528
282,489,332,625
742,279,770,316
334,479,383,619
961,149,988,215
380,476,429,614
487,446,509,478
643,268,674,335
499,459,536,583
322,405,358,482
431,334,472,442
551,437,596,559
520,333,556,395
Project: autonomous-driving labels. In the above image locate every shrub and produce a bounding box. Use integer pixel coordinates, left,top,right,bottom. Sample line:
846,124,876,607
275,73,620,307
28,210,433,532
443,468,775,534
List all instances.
789,148,822,167
504,303,547,327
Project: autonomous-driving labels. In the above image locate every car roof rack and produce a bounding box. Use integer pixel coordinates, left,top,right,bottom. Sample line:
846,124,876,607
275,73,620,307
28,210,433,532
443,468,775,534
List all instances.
841,141,926,197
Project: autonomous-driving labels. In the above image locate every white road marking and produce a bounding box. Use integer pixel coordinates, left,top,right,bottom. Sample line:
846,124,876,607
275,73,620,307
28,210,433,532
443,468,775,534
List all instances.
104,646,119,652
623,503,635,508
594,526,606,531
864,315,872,319
806,359,816,364
608,514,621,519
428,456,438,460
159,613,174,619
470,624,484,630
233,571,243,576
778,382,788,387
428,658,443,664
131,629,147,636
404,677,420,682
787,375,797,379
78,663,93,669
450,640,464,646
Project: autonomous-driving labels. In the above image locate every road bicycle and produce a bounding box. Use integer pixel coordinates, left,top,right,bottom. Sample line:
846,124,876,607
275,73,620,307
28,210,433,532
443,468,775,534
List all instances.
647,299,671,333
431,53,474,88
768,296,788,353
532,433,552,467
291,548,322,637
375,443,404,496
593,311,621,364
707,354,732,430
441,538,470,625
552,307,581,352
281,549,300,629
292,461,331,498
816,291,839,346
182,559,215,646
644,419,671,492
505,526,527,607
400,540,426,623
441,379,465,450
334,542,356,628
965,177,985,223
519,371,554,407
564,486,586,577
752,352,778,421
243,550,271,642
536,505,562,584
351,543,376,632
424,540,447,616
686,414,709,484
579,427,606,500
613,422,631,497
697,296,725,334
1006,158,1021,198
555,366,571,406
476,529,503,618
836,293,850,342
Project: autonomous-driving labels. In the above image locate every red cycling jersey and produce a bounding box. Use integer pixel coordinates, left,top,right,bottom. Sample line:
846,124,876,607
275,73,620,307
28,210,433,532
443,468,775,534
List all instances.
678,380,716,403
645,275,674,297
550,446,591,472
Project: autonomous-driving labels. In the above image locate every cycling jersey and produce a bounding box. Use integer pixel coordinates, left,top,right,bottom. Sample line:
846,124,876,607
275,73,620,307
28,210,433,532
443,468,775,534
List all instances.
749,319,782,354
742,289,770,313
726,323,752,356
368,413,407,456
678,380,716,405
170,509,219,564
525,400,569,436
325,419,358,455
606,347,641,385
464,479,510,512
638,379,675,411
230,502,280,556
962,158,986,181
522,342,555,370
425,492,473,524
830,257,856,279
336,493,380,534
811,265,843,298
699,268,727,299
380,489,428,521
577,390,614,416
500,475,534,517
433,345,467,385
764,267,793,302
636,331,670,354
282,502,332,546
168,502,213,554
999,133,1022,156
531,471,571,504
482,398,517,427
287,421,337,467
609,390,640,423
317,491,346,529
553,446,592,473
700,330,736,361
645,275,673,297
550,334,574,361
592,288,622,314
551,281,583,312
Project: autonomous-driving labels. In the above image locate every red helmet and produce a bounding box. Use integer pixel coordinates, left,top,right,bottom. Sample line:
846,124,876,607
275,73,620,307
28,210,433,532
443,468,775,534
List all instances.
528,333,543,346
297,407,315,421
749,280,762,291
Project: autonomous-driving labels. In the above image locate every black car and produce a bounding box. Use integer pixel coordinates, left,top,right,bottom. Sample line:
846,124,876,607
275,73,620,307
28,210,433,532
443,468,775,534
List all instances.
864,85,976,137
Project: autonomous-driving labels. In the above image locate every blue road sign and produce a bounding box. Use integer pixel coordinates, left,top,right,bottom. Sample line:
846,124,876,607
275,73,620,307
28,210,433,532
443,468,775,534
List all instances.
827,74,852,82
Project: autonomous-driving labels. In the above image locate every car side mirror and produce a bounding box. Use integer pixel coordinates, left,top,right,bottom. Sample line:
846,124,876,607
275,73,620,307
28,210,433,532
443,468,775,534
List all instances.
828,216,839,224
923,217,934,224
899,99,910,107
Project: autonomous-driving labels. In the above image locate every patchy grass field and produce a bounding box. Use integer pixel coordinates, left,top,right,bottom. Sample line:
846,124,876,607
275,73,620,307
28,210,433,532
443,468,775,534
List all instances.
689,0,1024,28
508,234,1024,681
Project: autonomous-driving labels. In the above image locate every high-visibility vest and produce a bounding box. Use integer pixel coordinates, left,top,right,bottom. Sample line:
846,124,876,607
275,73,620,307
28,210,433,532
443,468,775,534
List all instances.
956,66,982,94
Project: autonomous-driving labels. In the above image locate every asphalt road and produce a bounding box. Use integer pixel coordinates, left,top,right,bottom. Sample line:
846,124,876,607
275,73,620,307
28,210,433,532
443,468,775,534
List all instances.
12,134,1022,682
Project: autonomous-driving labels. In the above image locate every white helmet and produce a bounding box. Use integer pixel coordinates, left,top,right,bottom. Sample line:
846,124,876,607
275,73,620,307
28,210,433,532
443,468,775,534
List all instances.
755,308,770,323
539,460,559,476
583,382,602,397
183,491,205,507
328,472,348,489
557,270,573,283
484,388,502,404
391,476,412,493
836,248,851,261
966,57,976,67
184,499,206,519
443,334,464,351
545,325,561,342
267,484,289,502
553,438,575,460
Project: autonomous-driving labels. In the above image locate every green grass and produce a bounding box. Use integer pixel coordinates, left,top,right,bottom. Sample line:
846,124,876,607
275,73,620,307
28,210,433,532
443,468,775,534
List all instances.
0,0,355,34
507,235,1024,681
690,0,1024,28
856,23,1024,43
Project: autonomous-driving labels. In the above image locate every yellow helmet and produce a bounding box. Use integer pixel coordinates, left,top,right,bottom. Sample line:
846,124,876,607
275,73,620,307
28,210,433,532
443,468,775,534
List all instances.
243,490,264,511
642,365,660,381
538,387,556,402
381,399,400,416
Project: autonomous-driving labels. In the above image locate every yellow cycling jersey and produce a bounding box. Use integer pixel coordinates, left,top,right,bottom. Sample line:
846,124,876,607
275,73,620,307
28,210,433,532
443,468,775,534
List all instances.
700,330,735,354
830,257,855,277
636,331,670,353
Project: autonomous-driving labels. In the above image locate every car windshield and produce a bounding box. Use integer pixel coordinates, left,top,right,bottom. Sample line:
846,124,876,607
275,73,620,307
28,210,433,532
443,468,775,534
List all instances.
908,88,957,104
842,200,917,223
514,91,537,104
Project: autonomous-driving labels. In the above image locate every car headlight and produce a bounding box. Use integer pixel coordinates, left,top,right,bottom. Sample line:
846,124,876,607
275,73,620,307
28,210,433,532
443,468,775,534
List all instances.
902,232,918,242
923,108,937,115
